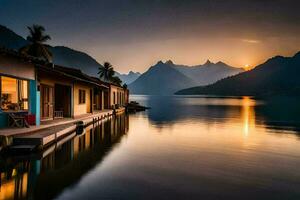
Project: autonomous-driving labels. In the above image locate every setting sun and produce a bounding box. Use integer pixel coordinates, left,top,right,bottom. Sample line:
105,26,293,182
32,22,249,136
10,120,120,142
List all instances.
244,64,251,71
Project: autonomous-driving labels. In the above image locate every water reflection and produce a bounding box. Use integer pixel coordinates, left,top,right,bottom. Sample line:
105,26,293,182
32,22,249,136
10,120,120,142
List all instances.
255,96,300,133
241,97,255,137
0,114,129,200
134,95,300,135
53,95,300,200
2,96,300,200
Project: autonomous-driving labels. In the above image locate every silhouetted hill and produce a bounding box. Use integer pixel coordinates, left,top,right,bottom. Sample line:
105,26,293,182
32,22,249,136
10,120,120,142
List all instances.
176,52,300,96
0,25,29,49
128,61,196,95
48,46,102,76
50,46,141,82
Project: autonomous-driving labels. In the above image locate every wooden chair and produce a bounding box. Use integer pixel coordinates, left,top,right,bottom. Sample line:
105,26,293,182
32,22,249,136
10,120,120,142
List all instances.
8,113,30,128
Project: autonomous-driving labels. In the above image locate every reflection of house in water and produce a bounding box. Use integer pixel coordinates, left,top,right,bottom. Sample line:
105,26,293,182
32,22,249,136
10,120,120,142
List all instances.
0,162,29,200
0,114,129,200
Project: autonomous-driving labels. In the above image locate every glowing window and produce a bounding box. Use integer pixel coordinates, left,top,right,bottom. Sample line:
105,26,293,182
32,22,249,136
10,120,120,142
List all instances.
1,76,29,111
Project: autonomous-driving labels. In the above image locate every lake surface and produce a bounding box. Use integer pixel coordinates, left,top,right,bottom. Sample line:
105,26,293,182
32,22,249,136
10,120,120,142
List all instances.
1,95,300,200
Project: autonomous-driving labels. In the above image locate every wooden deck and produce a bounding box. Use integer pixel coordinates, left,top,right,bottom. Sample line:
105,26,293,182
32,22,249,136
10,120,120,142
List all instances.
13,123,77,147
0,109,126,149
0,110,113,137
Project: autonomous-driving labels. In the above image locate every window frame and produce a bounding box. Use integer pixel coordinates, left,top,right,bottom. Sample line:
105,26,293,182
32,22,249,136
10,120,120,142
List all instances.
113,92,116,104
78,89,86,104
0,74,30,112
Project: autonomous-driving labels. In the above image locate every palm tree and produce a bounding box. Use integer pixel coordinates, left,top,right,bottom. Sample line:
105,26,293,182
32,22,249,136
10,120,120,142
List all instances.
20,25,52,62
98,62,115,82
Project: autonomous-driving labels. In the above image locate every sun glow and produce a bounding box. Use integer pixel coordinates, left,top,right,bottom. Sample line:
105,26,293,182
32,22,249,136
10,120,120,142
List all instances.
244,64,251,71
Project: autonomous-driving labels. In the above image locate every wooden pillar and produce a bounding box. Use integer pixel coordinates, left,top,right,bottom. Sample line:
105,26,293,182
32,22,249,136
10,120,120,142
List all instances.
101,90,104,110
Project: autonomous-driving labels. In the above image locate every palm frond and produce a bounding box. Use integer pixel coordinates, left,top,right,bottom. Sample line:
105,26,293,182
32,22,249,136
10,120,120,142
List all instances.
40,46,52,62
27,26,34,36
20,24,53,62
41,35,51,42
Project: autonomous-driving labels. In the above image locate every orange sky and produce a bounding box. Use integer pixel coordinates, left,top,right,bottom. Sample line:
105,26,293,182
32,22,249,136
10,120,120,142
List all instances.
83,35,300,73
1,0,299,73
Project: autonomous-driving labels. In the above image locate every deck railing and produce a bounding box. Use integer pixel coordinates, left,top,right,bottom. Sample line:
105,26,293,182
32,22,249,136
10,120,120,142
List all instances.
54,111,64,119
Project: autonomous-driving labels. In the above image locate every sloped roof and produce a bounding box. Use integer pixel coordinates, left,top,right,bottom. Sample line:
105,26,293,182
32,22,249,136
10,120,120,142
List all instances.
0,47,109,88
38,64,109,88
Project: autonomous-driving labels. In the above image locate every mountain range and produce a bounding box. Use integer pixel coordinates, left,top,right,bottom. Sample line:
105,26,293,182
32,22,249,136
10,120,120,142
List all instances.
176,52,300,96
0,25,139,84
172,60,243,85
115,71,141,84
128,60,243,95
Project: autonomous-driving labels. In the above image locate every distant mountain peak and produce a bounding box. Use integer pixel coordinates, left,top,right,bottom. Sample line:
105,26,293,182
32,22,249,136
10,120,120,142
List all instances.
116,70,141,84
128,71,135,75
157,61,164,65
165,60,174,65
216,61,225,65
204,59,213,65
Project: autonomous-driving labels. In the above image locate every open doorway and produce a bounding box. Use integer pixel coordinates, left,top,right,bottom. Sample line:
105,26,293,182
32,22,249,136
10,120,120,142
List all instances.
93,88,104,111
104,90,109,109
54,84,71,118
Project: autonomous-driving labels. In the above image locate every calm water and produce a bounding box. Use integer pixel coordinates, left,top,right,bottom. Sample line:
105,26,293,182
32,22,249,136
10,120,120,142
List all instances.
1,95,300,200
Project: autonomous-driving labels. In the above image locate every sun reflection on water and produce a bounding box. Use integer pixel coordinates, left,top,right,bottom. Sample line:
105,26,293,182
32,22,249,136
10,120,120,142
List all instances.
241,97,255,137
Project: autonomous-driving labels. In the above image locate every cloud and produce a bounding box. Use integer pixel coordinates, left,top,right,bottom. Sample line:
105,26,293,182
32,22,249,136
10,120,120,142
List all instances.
241,39,261,44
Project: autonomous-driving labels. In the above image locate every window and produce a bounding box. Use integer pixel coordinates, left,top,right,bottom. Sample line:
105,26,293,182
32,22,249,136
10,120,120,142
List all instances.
113,92,116,104
79,89,86,104
19,80,28,110
117,92,119,104
1,76,29,111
